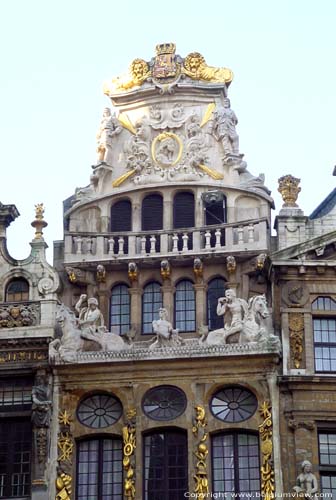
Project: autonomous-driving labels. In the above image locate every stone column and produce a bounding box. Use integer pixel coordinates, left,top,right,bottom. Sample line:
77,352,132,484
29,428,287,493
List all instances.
193,283,207,329
129,287,142,337
161,284,175,321
163,198,173,230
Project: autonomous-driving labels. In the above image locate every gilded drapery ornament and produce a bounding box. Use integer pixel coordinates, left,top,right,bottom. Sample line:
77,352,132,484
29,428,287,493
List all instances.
226,255,236,274
259,401,275,500
123,408,136,499
160,260,171,280
193,258,203,279
128,262,138,283
278,175,301,207
56,473,72,500
193,405,209,498
289,313,304,369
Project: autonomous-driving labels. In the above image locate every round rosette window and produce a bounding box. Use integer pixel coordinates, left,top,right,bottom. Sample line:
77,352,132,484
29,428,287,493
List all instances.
210,386,258,423
142,385,187,421
77,393,122,428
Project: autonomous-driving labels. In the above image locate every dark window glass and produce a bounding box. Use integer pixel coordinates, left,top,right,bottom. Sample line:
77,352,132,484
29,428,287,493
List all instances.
211,387,258,423
144,430,188,499
205,198,226,225
175,280,196,332
5,279,29,302
173,192,195,229
0,379,32,412
77,393,122,429
110,285,130,335
207,278,226,331
142,194,163,231
0,419,31,498
212,432,260,498
110,200,132,254
142,386,187,421
314,318,336,372
319,432,336,499
142,283,163,335
110,200,132,232
77,437,123,500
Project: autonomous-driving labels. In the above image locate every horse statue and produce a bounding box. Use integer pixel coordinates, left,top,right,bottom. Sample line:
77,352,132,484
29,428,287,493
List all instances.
49,303,129,363
203,294,279,346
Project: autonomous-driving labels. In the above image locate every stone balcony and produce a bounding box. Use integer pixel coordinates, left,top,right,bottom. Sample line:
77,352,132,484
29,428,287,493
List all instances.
64,218,269,264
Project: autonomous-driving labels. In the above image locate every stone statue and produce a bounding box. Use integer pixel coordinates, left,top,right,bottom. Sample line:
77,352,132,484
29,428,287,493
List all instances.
293,460,318,498
150,308,184,349
204,291,280,347
211,98,239,155
75,294,105,343
96,107,122,165
32,370,52,428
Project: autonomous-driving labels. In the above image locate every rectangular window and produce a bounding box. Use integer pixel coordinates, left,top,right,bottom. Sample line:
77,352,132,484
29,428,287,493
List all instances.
319,432,336,499
314,318,336,372
0,419,31,498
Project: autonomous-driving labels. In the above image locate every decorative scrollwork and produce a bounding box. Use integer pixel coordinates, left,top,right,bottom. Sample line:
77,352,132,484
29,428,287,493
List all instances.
56,410,73,500
259,401,275,500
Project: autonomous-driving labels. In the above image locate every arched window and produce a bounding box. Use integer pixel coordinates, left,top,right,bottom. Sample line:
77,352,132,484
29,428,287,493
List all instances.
110,284,130,335
142,282,163,334
142,194,163,231
175,280,196,332
212,431,260,497
142,194,163,253
203,192,227,225
312,296,336,372
173,192,195,229
5,278,29,302
207,278,226,331
76,437,123,500
110,199,132,232
144,429,188,499
110,199,132,254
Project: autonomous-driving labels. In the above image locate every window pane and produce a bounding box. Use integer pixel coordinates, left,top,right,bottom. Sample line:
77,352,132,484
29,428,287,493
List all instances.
77,438,123,500
142,283,163,334
144,431,188,499
5,279,29,302
212,433,260,496
110,285,130,335
207,278,226,331
175,281,195,332
314,318,336,373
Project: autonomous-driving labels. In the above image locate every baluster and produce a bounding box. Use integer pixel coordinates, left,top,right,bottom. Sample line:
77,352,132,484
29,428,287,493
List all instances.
205,230,211,250
108,237,115,255
118,236,124,255
182,233,189,252
74,236,83,255
172,233,179,253
248,224,255,242
237,226,244,244
215,228,222,248
150,235,156,254
140,236,147,255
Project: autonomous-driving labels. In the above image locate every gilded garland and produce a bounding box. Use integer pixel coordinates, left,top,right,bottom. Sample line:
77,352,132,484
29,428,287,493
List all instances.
289,313,305,369
192,405,209,498
259,401,275,500
123,408,137,499
56,410,73,500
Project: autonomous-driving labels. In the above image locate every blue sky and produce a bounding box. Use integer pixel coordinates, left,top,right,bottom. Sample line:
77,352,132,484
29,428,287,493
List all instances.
1,0,335,260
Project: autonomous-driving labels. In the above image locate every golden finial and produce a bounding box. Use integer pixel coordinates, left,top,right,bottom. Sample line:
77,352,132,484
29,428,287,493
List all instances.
278,175,301,207
31,203,48,239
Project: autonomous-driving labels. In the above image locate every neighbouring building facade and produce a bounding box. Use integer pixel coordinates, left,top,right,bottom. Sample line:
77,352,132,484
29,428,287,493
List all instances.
0,44,335,500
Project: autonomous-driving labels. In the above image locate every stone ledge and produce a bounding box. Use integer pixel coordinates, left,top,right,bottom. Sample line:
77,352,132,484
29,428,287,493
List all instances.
52,338,281,365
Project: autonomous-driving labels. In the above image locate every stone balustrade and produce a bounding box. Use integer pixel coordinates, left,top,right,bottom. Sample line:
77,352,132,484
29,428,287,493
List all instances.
64,218,269,263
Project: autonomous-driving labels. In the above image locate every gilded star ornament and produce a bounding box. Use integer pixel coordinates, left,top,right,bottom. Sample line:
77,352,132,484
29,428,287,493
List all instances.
59,409,72,426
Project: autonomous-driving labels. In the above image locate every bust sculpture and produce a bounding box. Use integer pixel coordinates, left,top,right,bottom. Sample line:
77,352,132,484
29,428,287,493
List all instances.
293,460,318,498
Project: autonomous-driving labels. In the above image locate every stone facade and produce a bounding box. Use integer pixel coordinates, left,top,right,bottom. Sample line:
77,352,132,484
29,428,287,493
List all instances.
0,44,335,499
